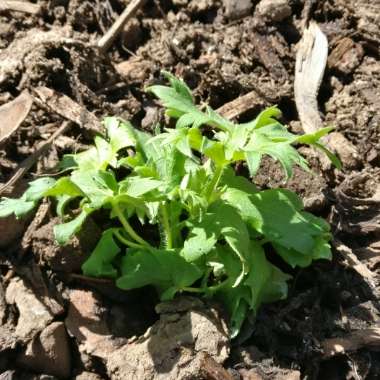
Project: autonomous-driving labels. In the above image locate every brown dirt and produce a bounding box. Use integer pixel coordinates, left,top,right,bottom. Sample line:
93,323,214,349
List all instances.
0,0,379,379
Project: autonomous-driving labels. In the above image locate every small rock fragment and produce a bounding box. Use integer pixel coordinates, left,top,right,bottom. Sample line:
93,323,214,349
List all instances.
65,289,126,359
223,0,252,20
115,56,153,83
328,132,360,169
328,38,364,74
17,322,71,379
255,0,291,22
5,278,54,339
107,297,229,380
0,325,17,352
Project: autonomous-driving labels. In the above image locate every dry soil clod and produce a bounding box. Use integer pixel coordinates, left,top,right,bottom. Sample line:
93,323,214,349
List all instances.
0,121,73,196
5,277,54,340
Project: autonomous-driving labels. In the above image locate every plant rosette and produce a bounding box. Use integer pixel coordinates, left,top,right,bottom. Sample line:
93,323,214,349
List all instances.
0,72,340,337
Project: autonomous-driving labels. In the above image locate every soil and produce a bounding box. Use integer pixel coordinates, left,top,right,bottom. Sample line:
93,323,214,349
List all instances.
0,1,379,379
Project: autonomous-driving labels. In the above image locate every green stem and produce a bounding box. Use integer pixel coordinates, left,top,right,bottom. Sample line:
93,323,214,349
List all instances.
204,165,224,202
160,202,172,249
201,268,212,289
112,202,151,248
182,286,204,293
182,278,229,294
113,230,146,249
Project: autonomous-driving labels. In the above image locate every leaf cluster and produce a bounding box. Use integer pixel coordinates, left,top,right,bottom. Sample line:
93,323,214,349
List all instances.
0,72,338,337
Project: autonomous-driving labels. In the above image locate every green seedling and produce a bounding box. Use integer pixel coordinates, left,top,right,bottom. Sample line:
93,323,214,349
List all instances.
0,72,340,337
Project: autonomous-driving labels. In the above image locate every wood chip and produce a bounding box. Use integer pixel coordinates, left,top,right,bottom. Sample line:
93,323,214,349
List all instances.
322,324,380,358
32,87,101,134
216,90,269,120
0,91,33,145
216,82,289,120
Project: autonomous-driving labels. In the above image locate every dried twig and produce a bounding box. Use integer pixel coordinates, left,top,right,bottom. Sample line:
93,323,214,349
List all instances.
0,121,72,196
216,82,290,120
332,239,377,291
0,1,41,15
322,324,380,358
216,90,269,120
97,0,146,54
32,87,102,134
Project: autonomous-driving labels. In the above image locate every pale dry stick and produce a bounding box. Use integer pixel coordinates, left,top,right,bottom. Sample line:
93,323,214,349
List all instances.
295,22,328,137
0,0,41,14
0,121,72,196
97,0,146,54
294,21,359,169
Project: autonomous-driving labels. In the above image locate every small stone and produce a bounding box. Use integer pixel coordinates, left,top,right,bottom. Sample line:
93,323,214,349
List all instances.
116,57,153,83
0,325,17,353
5,278,54,339
17,322,71,379
223,0,252,20
255,0,292,22
328,38,364,74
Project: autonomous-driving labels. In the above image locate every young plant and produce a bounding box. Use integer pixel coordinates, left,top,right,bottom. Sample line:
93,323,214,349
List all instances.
0,72,339,337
